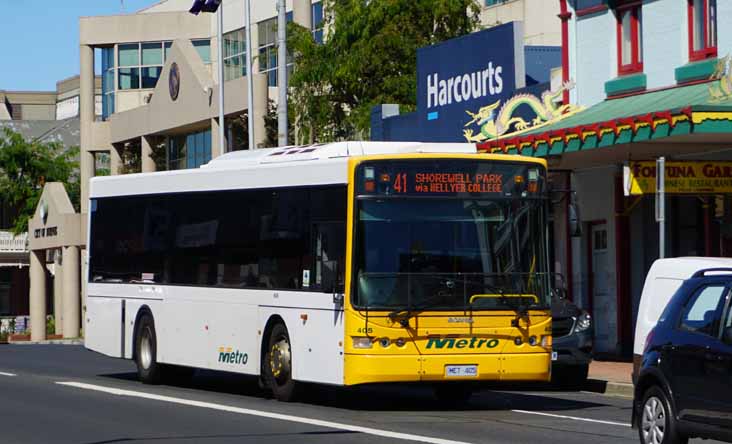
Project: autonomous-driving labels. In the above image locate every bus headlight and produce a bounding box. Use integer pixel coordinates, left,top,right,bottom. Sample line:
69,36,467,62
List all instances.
395,338,406,347
541,335,552,348
352,337,373,349
574,311,592,333
528,335,538,346
379,338,391,348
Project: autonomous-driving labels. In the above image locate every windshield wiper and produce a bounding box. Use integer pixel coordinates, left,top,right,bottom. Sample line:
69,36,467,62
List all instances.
388,292,452,327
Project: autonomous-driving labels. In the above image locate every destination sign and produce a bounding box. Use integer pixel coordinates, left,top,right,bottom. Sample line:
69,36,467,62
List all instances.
357,159,545,197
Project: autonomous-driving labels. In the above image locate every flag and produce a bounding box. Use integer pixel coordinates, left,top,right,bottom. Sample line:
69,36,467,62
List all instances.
189,0,205,14
201,0,221,13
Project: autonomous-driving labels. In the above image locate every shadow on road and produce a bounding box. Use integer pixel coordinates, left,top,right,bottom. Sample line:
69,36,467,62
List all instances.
82,430,357,444
99,370,615,414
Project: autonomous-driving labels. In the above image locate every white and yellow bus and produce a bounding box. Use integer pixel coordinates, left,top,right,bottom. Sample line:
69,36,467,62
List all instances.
85,141,553,402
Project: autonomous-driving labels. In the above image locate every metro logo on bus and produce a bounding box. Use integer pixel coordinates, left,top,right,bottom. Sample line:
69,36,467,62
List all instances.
218,346,248,365
426,337,499,349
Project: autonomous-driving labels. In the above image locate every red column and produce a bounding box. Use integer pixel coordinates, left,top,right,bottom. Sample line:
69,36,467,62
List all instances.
704,198,713,256
614,175,632,356
565,173,574,301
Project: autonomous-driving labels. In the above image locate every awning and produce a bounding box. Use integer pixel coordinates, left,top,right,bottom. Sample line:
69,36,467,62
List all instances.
477,78,732,158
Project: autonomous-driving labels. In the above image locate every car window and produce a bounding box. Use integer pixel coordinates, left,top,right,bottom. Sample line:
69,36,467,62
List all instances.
679,285,727,337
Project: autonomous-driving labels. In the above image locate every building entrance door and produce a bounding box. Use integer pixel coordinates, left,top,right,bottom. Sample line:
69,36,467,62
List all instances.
590,224,614,353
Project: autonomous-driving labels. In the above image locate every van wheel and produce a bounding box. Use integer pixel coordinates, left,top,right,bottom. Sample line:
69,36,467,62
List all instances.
433,384,473,405
639,386,688,444
263,323,300,402
135,313,162,385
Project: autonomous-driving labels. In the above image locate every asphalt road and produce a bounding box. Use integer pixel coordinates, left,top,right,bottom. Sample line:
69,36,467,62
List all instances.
0,344,720,444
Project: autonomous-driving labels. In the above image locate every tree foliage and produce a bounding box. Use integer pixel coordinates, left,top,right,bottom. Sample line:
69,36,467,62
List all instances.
288,0,480,142
0,128,79,234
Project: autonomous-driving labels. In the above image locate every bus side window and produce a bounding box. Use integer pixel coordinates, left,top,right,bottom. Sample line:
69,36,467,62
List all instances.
313,222,346,292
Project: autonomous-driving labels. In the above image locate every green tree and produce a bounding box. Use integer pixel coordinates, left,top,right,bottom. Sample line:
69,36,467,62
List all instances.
288,0,480,142
0,128,79,234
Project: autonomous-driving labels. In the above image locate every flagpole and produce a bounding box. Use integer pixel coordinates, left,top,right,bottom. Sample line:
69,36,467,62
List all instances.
245,0,254,149
217,3,226,154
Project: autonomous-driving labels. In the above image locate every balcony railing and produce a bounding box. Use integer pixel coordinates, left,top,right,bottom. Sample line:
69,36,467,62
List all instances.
0,231,28,253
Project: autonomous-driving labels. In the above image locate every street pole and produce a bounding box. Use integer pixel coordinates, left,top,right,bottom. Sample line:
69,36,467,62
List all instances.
217,4,226,153
245,0,255,149
656,157,666,259
277,0,288,147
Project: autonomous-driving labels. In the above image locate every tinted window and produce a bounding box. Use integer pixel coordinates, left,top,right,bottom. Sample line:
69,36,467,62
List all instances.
679,285,727,337
89,186,346,292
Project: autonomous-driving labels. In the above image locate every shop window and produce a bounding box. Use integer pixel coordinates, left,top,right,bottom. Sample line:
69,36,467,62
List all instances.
258,13,293,87
688,0,717,61
616,1,643,75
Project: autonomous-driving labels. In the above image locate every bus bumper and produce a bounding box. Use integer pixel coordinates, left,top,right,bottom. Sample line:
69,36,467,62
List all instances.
343,352,551,386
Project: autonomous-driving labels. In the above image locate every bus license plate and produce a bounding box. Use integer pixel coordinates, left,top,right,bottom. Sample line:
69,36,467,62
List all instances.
551,352,558,361
445,365,478,378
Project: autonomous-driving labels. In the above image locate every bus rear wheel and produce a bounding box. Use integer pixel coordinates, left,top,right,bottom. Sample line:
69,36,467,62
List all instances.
263,323,300,402
135,313,162,385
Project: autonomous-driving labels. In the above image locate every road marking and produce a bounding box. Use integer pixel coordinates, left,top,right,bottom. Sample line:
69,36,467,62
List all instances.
511,410,630,427
56,382,474,444
0,372,17,377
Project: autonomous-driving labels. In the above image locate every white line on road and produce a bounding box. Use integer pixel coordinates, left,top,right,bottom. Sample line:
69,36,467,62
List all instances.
56,381,474,444
511,410,630,427
0,372,17,377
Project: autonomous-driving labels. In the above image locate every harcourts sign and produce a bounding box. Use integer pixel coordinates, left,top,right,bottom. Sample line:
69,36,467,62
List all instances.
416,22,525,142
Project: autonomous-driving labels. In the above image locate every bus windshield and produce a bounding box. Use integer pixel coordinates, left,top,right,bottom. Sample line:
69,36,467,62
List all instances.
352,160,550,312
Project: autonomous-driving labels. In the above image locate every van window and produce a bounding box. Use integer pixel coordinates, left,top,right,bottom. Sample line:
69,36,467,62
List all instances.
679,285,727,337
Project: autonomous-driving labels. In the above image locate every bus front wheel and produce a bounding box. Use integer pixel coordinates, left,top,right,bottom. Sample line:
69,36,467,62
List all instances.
263,323,300,402
135,313,162,385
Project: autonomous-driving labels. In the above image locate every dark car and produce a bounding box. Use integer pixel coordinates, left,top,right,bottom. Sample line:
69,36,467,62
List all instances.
551,295,593,387
633,268,732,444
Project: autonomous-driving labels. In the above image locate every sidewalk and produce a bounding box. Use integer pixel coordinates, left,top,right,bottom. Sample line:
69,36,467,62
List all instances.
586,360,634,397
6,338,83,345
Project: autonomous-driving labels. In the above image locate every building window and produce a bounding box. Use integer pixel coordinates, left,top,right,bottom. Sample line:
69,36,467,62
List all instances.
192,39,212,64
223,28,247,81
116,40,211,92
118,44,140,90
616,1,643,75
258,13,293,87
688,0,717,61
485,0,507,6
312,2,324,43
101,47,115,120
167,128,212,170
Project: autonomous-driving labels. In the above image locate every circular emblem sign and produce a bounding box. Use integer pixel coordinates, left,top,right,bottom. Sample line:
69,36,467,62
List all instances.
169,62,180,101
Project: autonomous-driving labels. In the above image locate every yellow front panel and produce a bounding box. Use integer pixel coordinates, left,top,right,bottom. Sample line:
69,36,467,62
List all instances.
343,310,552,385
342,153,552,386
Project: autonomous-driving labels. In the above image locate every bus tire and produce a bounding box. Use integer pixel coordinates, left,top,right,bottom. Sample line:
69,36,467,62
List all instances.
263,323,300,402
135,313,163,385
433,383,473,405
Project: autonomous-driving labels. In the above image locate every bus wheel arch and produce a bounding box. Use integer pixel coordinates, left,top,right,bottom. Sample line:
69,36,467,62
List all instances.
261,317,300,401
132,306,153,362
133,307,162,384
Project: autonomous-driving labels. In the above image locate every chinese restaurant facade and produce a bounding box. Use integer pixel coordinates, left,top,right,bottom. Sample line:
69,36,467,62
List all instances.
478,0,732,356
